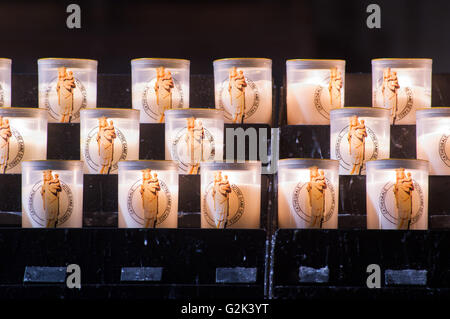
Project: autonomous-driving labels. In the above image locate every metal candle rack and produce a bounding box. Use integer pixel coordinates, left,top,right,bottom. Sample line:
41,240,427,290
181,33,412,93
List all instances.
0,73,449,299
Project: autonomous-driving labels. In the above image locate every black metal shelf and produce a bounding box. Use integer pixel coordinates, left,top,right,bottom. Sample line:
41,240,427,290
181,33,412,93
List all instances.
272,286,450,300
1,73,450,299
271,229,450,299
0,283,265,299
0,228,267,298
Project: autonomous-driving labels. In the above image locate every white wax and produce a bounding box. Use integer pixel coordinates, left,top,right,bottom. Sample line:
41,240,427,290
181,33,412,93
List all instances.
330,118,390,175
278,180,337,229
287,82,342,125
81,120,139,174
22,183,83,228
373,85,430,125
0,119,47,174
215,79,272,124
417,130,450,175
118,176,178,228
39,67,97,123
367,178,428,230
201,182,260,229
9,141,47,174
0,82,11,107
165,120,223,175
132,81,189,123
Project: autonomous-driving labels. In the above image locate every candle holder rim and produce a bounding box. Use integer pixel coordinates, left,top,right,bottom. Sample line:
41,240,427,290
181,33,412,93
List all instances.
200,161,261,171
213,58,272,68
278,158,339,169
286,59,346,66
213,57,272,62
83,107,139,111
372,58,432,61
287,58,346,62
332,106,386,110
81,108,140,118
279,157,338,161
22,160,84,170
165,108,223,118
131,57,190,64
330,106,389,117
167,107,219,110
371,58,432,66
38,58,98,67
366,158,429,170
0,107,47,117
118,160,178,170
416,107,450,117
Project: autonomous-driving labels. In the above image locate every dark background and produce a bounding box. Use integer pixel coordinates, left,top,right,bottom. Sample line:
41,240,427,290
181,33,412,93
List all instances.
1,0,449,84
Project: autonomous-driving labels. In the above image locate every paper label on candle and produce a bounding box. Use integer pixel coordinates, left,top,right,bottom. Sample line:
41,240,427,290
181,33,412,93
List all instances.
141,67,185,123
170,117,215,175
83,117,127,174
43,67,87,123
202,172,245,228
217,67,260,124
0,118,24,174
26,171,74,228
291,168,336,229
334,116,379,175
378,169,424,230
314,85,334,120
287,67,343,124
327,67,343,112
374,68,430,124
313,86,331,119
125,169,173,228
0,83,4,107
288,84,341,122
374,86,413,123
439,134,450,167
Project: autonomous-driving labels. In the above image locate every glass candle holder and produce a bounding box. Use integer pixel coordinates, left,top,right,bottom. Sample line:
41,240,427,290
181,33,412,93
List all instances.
118,160,178,228
80,108,140,174
330,107,390,175
0,108,47,174
0,59,11,107
286,59,345,125
366,159,429,230
200,161,261,229
131,58,190,123
165,108,224,174
213,58,272,124
22,160,84,228
278,158,339,229
372,58,432,125
38,58,98,123
416,107,450,175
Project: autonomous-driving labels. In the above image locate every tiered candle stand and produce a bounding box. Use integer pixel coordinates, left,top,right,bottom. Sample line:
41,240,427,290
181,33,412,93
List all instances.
0,74,449,299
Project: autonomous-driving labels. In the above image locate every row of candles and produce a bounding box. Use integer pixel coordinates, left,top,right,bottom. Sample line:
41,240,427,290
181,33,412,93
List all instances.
0,57,432,125
8,105,446,231
0,57,444,231
22,160,262,229
0,106,448,175
21,158,428,231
